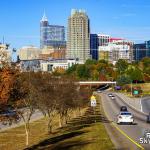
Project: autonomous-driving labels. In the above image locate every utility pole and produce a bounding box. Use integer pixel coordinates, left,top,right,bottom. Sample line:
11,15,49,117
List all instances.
131,80,133,96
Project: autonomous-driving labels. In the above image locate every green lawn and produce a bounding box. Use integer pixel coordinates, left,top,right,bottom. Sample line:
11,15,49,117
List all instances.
0,118,50,150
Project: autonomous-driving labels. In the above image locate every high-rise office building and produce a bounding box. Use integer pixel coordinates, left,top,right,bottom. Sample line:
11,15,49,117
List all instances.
90,34,98,60
133,40,150,61
133,43,146,61
67,9,91,63
146,40,150,57
98,40,133,64
98,34,110,46
40,13,66,48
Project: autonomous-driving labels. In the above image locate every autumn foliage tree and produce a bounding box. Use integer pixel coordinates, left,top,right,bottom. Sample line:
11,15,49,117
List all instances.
0,68,16,105
0,50,20,125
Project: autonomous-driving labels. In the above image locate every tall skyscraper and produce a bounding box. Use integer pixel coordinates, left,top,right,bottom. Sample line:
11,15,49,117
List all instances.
67,9,91,63
90,34,98,60
40,13,66,48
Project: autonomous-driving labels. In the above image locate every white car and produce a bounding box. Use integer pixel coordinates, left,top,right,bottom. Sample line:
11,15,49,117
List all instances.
111,95,115,99
117,112,134,124
108,93,113,97
97,90,102,93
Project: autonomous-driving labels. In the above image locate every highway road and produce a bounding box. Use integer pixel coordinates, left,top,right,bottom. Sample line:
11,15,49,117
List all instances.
142,97,150,114
100,91,150,150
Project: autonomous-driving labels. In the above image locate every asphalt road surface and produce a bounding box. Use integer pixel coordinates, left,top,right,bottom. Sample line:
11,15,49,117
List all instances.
142,97,150,114
100,91,150,150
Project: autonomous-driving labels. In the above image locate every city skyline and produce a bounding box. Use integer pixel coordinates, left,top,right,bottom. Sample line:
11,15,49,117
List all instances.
0,0,150,49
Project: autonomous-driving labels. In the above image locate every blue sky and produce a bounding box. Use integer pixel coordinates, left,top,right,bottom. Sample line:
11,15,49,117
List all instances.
0,0,150,49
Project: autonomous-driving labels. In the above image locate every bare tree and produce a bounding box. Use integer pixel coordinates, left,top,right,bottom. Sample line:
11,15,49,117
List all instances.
55,76,78,127
76,86,92,115
10,72,36,146
30,72,57,134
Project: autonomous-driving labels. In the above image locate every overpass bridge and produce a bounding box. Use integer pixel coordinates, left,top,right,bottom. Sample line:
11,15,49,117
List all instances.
79,81,116,86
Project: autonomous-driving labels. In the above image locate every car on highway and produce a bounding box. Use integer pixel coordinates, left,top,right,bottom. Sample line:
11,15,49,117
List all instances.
117,112,134,124
120,106,128,112
0,109,20,125
111,95,115,100
147,113,150,123
97,89,102,93
1,110,16,117
108,93,113,97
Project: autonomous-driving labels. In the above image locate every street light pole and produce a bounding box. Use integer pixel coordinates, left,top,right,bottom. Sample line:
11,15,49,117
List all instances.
131,80,133,96
140,94,143,112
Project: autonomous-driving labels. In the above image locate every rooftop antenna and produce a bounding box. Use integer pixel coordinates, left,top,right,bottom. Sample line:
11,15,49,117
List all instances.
41,9,48,22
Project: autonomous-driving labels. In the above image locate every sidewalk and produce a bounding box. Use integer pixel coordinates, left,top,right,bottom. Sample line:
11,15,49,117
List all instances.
114,92,142,112
0,110,43,132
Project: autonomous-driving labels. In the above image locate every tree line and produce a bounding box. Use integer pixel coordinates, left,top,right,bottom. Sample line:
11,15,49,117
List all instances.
0,64,92,146
65,57,150,85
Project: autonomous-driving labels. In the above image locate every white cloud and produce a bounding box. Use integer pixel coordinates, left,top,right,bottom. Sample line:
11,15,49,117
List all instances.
112,16,120,20
112,12,136,20
121,4,150,8
7,35,40,39
122,13,136,17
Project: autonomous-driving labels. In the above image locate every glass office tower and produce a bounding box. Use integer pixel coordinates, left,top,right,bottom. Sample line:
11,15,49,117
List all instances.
146,40,150,57
133,43,146,61
40,13,66,48
133,40,150,61
90,34,98,60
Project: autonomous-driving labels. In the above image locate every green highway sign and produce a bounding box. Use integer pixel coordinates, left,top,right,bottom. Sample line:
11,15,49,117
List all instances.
133,90,139,95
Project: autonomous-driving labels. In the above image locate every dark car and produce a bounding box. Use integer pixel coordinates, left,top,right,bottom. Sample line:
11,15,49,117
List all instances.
147,113,150,123
0,109,17,117
115,86,121,90
120,106,128,112
0,109,20,125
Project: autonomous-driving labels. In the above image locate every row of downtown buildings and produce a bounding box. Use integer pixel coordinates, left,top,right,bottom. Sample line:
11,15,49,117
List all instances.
1,9,150,72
